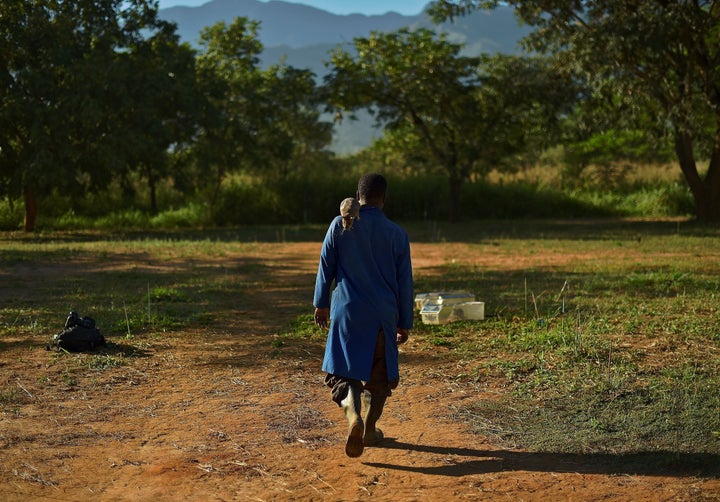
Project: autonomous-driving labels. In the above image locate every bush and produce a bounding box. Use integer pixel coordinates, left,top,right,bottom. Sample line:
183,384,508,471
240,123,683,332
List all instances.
0,199,22,230
462,182,614,219
213,178,287,225
93,210,151,230
150,204,211,228
3,165,699,230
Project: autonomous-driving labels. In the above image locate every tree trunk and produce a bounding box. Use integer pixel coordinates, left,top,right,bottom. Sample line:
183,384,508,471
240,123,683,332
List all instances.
149,175,158,215
448,176,463,222
210,168,223,218
703,130,720,221
675,130,720,222
121,175,136,207
23,185,38,232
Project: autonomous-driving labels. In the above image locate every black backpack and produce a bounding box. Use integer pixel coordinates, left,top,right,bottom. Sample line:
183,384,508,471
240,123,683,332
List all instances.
49,312,106,352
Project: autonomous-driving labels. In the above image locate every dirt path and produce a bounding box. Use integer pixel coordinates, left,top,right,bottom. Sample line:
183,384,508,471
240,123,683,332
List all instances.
1,242,718,501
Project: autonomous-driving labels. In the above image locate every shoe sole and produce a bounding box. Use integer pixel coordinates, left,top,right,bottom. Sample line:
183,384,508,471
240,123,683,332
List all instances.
345,420,364,457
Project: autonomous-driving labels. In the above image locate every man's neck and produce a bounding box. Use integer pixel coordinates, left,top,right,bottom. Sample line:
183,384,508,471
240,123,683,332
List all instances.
359,198,384,209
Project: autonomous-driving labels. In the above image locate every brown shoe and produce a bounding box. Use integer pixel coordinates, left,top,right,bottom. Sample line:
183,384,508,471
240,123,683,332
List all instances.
341,387,364,457
363,392,387,446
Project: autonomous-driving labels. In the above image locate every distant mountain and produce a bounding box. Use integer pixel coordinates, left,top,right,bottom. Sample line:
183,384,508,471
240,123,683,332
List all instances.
158,0,530,153
160,0,527,70
161,0,418,49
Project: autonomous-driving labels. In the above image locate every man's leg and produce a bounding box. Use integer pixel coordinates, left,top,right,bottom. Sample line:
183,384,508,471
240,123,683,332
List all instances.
362,331,397,446
362,391,386,446
325,374,365,457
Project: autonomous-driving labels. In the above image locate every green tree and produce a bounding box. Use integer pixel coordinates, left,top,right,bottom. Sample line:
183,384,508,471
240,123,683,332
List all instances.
324,29,576,220
0,0,187,230
191,18,265,212
325,29,482,221
118,24,199,214
559,90,675,187
430,0,720,221
189,18,332,217
257,64,333,179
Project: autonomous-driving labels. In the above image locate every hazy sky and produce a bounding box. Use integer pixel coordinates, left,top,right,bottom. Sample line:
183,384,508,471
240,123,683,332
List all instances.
156,0,430,15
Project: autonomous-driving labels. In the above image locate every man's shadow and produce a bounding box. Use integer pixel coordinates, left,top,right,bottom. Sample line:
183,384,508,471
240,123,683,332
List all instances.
362,438,720,478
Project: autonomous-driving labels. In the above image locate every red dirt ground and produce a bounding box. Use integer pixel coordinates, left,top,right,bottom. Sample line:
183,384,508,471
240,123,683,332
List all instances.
1,241,718,501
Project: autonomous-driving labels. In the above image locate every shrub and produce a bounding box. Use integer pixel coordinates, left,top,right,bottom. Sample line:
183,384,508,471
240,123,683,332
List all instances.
150,204,211,228
0,199,22,230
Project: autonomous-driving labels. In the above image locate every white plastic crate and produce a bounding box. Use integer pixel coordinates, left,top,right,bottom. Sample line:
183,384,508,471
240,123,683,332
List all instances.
414,292,438,310
415,291,475,310
452,302,485,320
420,303,454,325
436,292,475,306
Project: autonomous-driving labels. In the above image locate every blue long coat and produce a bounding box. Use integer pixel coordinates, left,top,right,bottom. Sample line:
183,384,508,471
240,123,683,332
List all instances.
313,206,414,383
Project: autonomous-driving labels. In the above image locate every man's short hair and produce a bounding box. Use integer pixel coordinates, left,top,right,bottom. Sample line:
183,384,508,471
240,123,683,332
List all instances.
358,173,387,201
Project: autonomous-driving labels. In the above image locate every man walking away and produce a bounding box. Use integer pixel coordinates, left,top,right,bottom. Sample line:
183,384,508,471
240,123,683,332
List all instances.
313,173,414,457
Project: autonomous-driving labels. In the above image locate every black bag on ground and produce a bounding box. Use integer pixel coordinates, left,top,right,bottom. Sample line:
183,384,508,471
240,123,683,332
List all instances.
49,311,106,352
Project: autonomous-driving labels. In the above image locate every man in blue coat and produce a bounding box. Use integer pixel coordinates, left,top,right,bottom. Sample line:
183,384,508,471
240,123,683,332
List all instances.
313,173,414,457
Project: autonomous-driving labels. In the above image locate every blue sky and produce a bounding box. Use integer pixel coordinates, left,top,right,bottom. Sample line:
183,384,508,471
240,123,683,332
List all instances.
156,0,430,15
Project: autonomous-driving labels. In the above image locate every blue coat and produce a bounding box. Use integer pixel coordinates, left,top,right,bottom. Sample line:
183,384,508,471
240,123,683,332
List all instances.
313,206,414,382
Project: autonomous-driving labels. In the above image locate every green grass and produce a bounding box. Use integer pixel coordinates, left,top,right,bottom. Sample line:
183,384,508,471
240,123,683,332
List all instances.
2,220,719,457
403,223,720,454
272,314,327,353
0,239,249,339
0,387,23,405
0,164,697,230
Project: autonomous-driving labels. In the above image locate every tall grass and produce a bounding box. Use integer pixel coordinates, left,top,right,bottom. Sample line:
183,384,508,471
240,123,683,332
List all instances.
0,163,696,230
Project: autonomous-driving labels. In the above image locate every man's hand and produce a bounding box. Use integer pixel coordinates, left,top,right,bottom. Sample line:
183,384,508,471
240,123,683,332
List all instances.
397,328,410,345
314,308,330,329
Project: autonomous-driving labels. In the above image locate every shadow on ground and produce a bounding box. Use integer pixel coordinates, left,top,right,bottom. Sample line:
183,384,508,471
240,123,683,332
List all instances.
365,438,720,478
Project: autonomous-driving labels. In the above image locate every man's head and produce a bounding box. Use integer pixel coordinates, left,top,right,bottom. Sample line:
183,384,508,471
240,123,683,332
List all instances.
357,173,387,208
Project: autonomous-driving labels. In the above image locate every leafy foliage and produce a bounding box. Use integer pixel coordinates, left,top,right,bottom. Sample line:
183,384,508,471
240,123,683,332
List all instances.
0,0,194,229
187,18,333,218
2,0,717,229
325,29,578,220
429,0,720,221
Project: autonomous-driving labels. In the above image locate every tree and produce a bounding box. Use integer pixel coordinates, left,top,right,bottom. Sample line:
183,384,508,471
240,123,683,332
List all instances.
0,0,188,230
429,0,720,221
118,23,199,214
189,18,332,217
256,64,333,179
559,90,676,187
324,28,577,220
191,17,264,212
325,29,481,221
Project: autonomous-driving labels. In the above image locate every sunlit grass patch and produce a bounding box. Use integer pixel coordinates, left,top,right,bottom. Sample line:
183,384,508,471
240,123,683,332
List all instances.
272,314,326,350
86,354,126,371
412,228,720,454
2,222,719,457
149,286,189,302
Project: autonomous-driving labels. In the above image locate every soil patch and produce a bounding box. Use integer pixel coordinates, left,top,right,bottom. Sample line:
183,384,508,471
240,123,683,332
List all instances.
1,242,718,501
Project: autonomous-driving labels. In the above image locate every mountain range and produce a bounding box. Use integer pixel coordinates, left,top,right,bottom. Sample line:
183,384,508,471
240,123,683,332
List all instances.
158,0,530,153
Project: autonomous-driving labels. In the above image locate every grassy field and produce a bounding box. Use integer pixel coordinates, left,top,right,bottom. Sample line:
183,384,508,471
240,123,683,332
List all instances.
2,218,719,462
408,219,720,458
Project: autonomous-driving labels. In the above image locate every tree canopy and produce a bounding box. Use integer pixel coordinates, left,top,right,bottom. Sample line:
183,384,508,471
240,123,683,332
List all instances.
429,0,720,221
3,0,717,228
1,2,333,230
188,18,332,218
0,0,194,230
324,28,577,220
